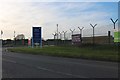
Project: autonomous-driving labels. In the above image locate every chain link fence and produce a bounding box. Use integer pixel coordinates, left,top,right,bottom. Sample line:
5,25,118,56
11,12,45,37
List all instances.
51,24,116,45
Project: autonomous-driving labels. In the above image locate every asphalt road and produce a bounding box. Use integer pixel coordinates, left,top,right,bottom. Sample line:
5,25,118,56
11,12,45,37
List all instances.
2,48,118,78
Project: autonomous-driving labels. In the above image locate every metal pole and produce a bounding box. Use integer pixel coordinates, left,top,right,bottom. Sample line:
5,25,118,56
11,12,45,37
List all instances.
57,24,58,39
70,29,75,40
14,31,16,46
108,31,111,44
56,24,59,45
59,32,62,40
70,29,75,35
52,33,57,45
110,18,118,29
114,24,115,30
110,18,118,44
93,27,94,45
14,31,15,39
63,31,67,40
62,31,67,45
52,33,55,39
78,27,84,43
78,27,84,37
90,24,97,47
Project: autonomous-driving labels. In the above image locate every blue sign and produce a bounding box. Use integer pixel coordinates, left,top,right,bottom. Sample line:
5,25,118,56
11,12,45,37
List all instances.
32,27,42,48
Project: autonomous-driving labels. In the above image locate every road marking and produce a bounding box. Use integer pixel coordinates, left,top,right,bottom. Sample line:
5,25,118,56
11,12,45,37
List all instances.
3,54,118,70
2,57,88,78
2,58,87,78
37,66,87,78
60,61,118,70
2,58,17,64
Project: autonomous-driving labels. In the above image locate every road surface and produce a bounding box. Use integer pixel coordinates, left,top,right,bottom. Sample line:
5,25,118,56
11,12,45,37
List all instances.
2,48,118,78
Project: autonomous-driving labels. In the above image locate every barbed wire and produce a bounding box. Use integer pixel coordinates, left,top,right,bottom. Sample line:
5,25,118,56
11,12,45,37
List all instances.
51,23,118,40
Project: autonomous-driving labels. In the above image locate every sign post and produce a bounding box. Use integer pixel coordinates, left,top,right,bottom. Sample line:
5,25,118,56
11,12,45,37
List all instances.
32,27,42,48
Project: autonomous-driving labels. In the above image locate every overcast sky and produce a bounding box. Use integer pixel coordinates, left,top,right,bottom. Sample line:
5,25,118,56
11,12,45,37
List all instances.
0,0,119,40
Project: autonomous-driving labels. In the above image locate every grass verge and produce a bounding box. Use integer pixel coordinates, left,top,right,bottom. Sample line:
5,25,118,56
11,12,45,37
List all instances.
8,45,119,62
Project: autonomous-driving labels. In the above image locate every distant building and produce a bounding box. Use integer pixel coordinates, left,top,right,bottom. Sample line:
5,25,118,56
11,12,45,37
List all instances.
15,34,25,40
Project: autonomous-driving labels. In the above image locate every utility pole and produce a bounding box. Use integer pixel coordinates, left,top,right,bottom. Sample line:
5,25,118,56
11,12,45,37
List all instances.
90,24,97,47
110,18,118,29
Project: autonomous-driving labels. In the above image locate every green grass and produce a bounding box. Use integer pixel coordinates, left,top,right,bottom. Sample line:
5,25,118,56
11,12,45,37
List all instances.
8,45,119,62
